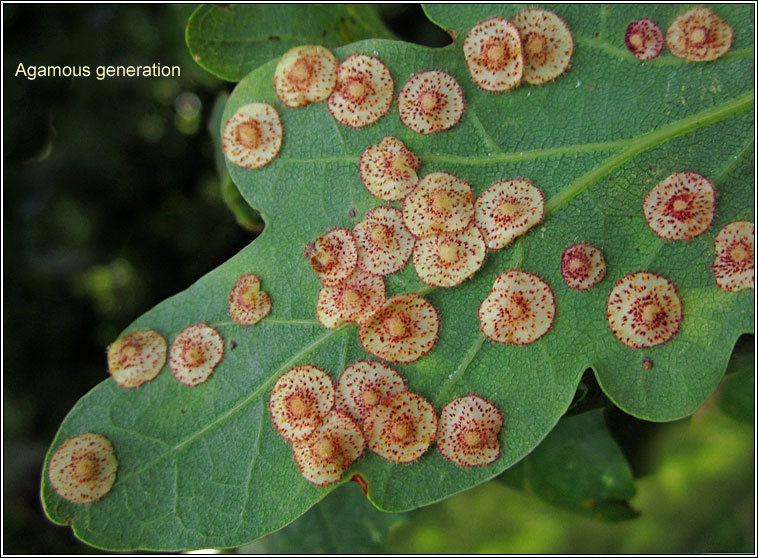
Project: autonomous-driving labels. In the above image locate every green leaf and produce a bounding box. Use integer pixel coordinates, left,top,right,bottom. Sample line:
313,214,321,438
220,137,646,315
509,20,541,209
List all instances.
43,4,754,551
186,4,396,81
239,481,407,554
499,409,637,521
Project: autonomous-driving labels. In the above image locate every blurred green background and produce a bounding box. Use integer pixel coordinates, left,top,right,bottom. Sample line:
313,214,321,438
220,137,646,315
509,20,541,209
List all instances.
3,4,754,554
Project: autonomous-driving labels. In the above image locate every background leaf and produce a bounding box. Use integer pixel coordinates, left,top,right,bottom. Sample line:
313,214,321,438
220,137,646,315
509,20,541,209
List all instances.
499,408,637,521
715,334,754,423
239,481,407,554
391,404,754,554
186,4,396,81
42,3,753,551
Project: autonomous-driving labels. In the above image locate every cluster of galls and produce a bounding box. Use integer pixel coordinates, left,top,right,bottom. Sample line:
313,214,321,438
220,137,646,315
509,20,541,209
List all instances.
54,4,746,510
479,241,607,347
322,49,468,136
311,130,583,353
219,8,584,170
315,125,615,350
359,135,606,351
322,52,470,136
269,362,505,486
305,223,439,363
225,33,493,171
269,365,362,486
359,135,568,347
463,9,573,92
625,7,733,62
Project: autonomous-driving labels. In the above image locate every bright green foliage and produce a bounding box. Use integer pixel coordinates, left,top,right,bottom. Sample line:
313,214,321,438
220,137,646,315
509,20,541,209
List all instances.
499,409,637,521
186,4,395,81
42,4,753,551
240,482,407,554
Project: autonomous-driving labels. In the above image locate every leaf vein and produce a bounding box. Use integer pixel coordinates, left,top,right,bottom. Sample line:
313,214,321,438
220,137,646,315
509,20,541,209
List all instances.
466,107,504,154
171,324,349,452
575,33,752,66
116,325,349,487
545,90,754,215
434,333,486,406
238,405,265,528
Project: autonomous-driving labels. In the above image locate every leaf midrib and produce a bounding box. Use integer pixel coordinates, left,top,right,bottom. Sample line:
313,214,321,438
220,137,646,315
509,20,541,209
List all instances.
545,89,754,214
275,91,753,172
117,323,350,486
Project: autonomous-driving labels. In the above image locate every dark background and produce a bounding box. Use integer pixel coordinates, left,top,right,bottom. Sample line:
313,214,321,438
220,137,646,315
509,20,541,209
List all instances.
3,4,753,554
